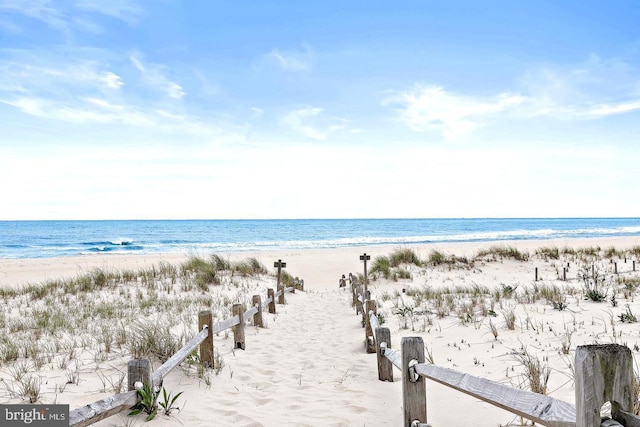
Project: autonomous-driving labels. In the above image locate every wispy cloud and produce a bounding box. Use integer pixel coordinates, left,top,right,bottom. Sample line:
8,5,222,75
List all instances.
383,85,524,138
129,53,186,99
0,0,143,39
281,106,350,140
0,0,71,36
386,55,640,138
518,54,640,119
261,46,314,72
74,0,143,25
0,50,215,136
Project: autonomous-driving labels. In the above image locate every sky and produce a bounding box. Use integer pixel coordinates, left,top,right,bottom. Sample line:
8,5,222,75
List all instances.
1,1,639,220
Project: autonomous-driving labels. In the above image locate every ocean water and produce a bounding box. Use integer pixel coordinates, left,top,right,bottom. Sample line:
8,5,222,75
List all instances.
1,218,639,259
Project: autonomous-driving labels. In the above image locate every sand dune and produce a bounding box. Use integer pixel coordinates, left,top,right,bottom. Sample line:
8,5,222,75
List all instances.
2,236,640,426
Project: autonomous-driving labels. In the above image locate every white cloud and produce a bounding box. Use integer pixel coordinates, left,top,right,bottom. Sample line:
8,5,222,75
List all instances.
0,0,143,38
281,106,350,140
518,54,640,120
129,55,145,72
386,55,640,138
384,85,525,138
259,46,314,72
0,0,70,35
268,48,310,71
587,101,640,117
129,53,185,99
101,71,123,89
74,0,143,24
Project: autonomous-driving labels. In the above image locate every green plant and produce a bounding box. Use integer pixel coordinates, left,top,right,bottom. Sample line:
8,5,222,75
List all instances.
535,246,560,260
389,248,422,267
129,383,159,421
159,387,183,416
619,305,638,323
370,256,391,279
552,299,568,311
476,245,529,261
579,264,608,302
500,284,517,299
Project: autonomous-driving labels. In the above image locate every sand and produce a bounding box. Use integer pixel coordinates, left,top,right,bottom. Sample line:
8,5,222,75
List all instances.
2,236,640,426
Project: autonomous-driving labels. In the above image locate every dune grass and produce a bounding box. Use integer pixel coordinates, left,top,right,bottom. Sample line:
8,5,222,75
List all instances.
0,254,283,404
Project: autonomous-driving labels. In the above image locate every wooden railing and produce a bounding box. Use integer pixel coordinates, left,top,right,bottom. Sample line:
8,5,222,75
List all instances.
352,283,640,427
69,285,300,427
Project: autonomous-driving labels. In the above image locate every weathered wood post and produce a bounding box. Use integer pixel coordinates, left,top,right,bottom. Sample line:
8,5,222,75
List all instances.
375,327,393,382
274,259,287,304
362,290,371,327
127,359,151,391
614,262,618,274
575,344,633,426
232,303,246,350
402,337,427,427
360,253,371,292
252,295,264,328
535,267,538,281
563,267,567,281
365,299,377,353
268,288,276,314
198,310,214,367
352,281,358,307
355,285,363,315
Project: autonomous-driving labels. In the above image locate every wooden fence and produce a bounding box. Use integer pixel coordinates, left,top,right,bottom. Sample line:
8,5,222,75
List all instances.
351,282,640,427
69,284,301,427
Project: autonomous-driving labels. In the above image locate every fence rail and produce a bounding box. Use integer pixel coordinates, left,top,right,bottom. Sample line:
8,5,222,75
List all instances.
351,282,640,427
69,285,299,427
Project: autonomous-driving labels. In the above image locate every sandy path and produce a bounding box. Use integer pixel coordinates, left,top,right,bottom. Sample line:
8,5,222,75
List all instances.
133,289,402,427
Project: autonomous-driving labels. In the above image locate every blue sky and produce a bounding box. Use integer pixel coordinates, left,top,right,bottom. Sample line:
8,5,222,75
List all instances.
1,1,639,220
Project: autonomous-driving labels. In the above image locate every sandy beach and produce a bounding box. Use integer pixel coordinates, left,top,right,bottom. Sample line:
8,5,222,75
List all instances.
2,236,640,426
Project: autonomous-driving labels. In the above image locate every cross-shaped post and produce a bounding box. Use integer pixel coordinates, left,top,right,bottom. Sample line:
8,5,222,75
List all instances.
274,259,287,304
360,253,371,292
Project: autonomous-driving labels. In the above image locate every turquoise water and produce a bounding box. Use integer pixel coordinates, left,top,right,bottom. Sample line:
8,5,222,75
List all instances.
1,218,639,259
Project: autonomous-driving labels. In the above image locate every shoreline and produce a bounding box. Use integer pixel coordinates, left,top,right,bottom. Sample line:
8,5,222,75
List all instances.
2,235,639,290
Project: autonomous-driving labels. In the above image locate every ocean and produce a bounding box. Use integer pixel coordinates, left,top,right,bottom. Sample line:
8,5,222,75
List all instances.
1,218,640,259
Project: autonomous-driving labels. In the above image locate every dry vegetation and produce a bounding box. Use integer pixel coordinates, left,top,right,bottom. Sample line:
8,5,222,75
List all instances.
0,255,282,406
364,244,640,414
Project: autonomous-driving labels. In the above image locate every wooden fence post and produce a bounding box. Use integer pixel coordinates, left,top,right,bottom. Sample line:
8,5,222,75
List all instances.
402,337,427,427
563,267,567,281
198,310,214,367
361,290,371,327
535,267,538,281
575,344,633,426
274,260,286,304
355,285,363,315
127,359,151,391
232,304,246,350
360,253,371,293
365,300,377,353
352,281,358,308
252,295,264,327
268,288,276,314
375,327,393,382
